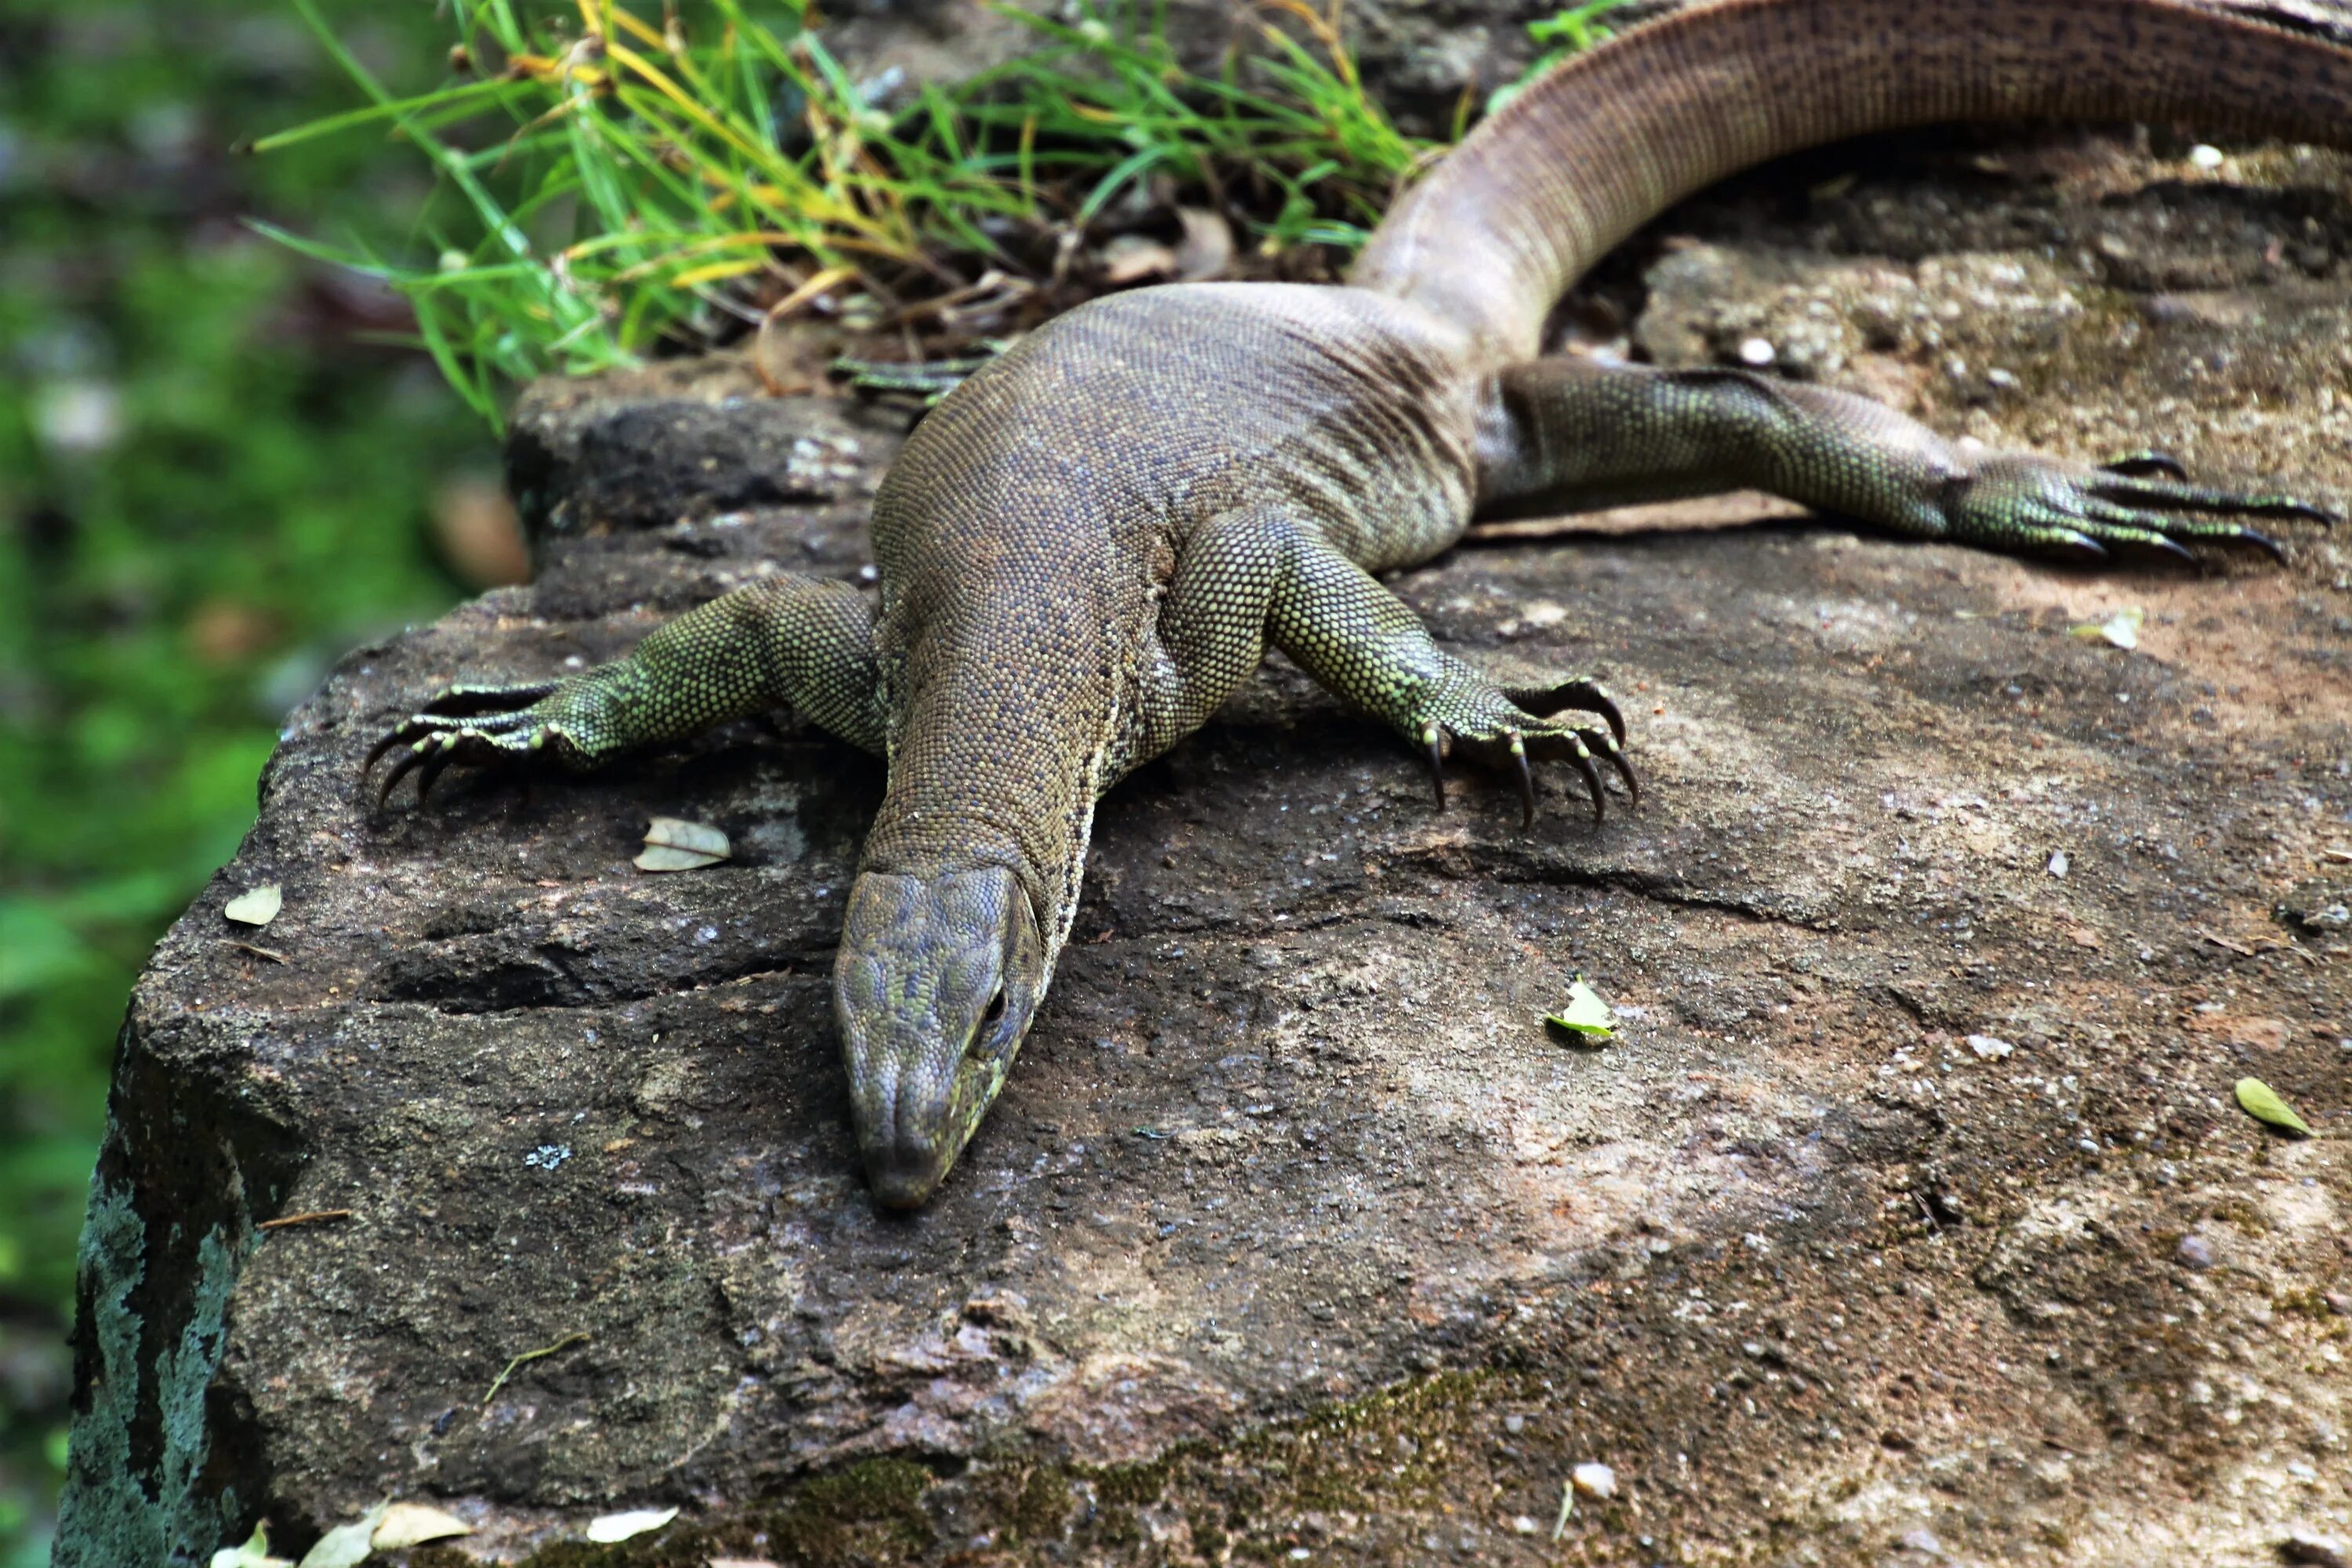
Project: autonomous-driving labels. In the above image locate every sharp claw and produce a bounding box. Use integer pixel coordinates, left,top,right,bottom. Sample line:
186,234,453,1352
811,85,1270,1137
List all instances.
413,739,458,804
2103,451,2187,480
2147,534,2199,564
376,745,425,808
1422,726,1446,812
1587,688,1625,748
2239,528,2289,566
1509,734,1535,829
1596,735,1639,807
1569,741,1606,823
363,724,416,777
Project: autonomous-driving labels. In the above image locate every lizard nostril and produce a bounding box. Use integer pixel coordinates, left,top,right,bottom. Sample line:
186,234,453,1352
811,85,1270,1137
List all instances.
981,989,1007,1025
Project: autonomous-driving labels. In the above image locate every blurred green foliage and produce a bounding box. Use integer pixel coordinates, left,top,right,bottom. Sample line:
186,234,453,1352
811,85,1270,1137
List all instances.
0,3,492,1559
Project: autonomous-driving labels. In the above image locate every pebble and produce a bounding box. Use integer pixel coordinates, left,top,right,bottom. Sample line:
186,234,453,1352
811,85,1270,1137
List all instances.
1572,1461,1617,1501
2189,143,2226,170
1965,1033,2014,1060
1504,1414,1526,1434
1512,1516,1541,1536
2282,1526,2350,1568
1737,337,1777,367
2046,850,2068,877
2176,1233,2216,1269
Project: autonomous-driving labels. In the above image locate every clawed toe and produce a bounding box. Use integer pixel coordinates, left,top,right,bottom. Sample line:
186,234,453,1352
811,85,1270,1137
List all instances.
1500,677,1624,745
362,682,565,809
2100,450,2188,481
1428,716,1634,826
417,681,558,717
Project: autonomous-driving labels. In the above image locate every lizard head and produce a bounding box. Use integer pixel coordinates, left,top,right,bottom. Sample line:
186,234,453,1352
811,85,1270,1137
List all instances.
833,865,1044,1208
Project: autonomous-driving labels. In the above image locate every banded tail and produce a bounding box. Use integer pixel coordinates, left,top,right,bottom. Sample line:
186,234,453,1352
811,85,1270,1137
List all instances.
1351,0,2352,367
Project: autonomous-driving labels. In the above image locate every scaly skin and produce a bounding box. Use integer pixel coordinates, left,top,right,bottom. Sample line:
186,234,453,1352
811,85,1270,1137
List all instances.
368,0,2352,1208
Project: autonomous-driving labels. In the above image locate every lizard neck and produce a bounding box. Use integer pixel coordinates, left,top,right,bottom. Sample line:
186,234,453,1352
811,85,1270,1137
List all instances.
860,571,1127,990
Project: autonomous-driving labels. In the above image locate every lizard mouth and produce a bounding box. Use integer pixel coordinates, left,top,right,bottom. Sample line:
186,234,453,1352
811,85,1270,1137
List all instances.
833,866,1042,1209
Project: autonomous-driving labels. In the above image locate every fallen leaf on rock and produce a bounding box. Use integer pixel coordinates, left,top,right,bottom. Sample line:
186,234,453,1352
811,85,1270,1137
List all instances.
636,817,729,873
210,1525,292,1568
2235,1077,2313,1137
296,1504,386,1568
586,1507,680,1544
2068,607,2143,649
225,885,283,927
372,1502,472,1550
1544,977,1614,1040
709,1559,783,1568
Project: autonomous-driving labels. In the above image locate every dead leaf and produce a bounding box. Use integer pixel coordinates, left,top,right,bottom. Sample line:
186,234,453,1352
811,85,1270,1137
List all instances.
224,884,283,927
296,1504,386,1568
372,1503,473,1550
586,1506,679,1544
2067,607,2143,649
209,1525,293,1568
636,817,730,873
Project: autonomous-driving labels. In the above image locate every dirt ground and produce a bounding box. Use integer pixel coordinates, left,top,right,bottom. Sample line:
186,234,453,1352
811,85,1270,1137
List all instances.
56,126,2352,1568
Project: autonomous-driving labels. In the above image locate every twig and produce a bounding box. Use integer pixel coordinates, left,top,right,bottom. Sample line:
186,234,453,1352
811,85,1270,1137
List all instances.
2196,927,2256,958
1552,1478,1574,1541
482,1330,591,1406
227,941,290,964
260,1208,353,1231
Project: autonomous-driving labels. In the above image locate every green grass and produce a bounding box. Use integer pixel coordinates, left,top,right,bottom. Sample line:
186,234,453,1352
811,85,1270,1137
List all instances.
256,0,1436,424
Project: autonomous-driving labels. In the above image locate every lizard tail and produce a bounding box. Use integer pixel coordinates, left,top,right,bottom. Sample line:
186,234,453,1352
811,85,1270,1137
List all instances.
1349,0,2352,368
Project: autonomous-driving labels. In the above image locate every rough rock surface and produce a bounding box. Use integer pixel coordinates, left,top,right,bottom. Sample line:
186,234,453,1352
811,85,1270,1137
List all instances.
60,117,2352,1568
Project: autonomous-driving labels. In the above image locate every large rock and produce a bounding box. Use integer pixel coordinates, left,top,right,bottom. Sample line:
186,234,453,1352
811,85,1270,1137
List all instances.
58,79,2352,1568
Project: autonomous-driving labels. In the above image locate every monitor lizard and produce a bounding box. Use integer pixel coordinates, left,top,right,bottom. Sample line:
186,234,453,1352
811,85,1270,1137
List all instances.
367,0,2352,1207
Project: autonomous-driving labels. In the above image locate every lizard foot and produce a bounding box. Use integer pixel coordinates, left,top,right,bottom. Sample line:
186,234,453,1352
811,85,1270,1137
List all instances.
1950,453,2336,564
1414,675,1634,826
363,679,594,808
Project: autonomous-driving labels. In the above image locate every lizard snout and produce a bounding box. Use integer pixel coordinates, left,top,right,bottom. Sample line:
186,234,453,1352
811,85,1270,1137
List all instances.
833,866,1042,1208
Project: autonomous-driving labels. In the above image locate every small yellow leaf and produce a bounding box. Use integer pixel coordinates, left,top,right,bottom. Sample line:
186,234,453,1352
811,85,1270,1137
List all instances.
210,1524,293,1568
586,1506,680,1544
296,1504,386,1568
2067,607,2143,650
372,1503,473,1550
224,885,283,927
636,817,729,873
2234,1077,2313,1137
1545,978,1615,1040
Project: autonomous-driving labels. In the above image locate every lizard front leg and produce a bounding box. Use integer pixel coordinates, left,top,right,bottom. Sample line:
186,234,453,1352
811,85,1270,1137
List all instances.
1479,358,2335,561
367,572,884,804
1141,506,1631,823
